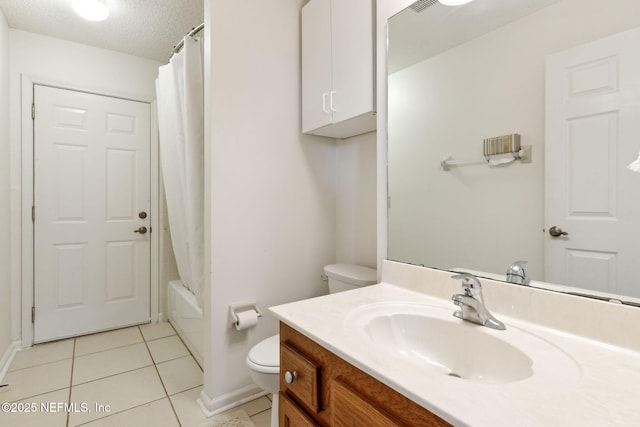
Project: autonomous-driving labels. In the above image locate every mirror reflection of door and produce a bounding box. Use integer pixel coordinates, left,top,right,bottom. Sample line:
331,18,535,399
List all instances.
545,27,640,296
386,0,640,301
33,84,152,343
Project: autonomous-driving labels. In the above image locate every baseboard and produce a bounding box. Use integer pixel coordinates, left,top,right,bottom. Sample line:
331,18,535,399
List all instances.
0,341,21,384
197,384,267,417
157,312,165,323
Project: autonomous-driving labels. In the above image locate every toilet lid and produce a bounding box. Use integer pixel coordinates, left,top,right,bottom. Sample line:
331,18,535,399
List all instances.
248,334,280,367
323,264,377,286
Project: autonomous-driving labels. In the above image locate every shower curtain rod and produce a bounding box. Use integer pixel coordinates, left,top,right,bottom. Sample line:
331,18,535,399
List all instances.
168,23,205,61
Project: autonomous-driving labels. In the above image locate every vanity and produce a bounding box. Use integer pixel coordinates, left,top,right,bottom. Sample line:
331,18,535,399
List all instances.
278,322,449,427
270,260,640,426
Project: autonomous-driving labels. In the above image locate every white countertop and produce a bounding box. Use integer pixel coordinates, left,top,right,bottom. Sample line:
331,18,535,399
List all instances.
269,261,640,427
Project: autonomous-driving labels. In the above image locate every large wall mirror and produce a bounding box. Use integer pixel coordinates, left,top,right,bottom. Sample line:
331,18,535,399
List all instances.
387,0,640,304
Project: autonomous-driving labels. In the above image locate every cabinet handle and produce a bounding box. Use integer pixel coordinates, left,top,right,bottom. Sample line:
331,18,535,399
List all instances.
284,370,298,384
322,93,329,113
329,91,337,112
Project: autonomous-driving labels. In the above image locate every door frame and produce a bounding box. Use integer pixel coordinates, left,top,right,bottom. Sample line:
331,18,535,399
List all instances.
20,75,160,347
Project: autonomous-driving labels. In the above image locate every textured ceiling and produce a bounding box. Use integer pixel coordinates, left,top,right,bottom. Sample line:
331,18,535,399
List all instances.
0,0,203,63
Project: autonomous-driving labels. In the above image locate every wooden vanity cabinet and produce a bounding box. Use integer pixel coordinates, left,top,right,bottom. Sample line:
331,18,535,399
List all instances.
281,393,319,427
279,322,451,427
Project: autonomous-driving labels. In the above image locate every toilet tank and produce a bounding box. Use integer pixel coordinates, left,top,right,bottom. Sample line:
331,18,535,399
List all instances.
324,264,377,293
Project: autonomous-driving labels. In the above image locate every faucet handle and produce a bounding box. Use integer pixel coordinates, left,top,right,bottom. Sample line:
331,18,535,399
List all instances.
506,260,531,286
451,273,482,297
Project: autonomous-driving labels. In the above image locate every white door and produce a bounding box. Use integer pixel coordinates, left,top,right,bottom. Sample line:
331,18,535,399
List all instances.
545,27,640,297
33,85,152,343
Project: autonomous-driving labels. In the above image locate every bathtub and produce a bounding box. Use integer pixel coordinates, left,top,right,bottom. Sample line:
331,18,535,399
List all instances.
167,280,204,367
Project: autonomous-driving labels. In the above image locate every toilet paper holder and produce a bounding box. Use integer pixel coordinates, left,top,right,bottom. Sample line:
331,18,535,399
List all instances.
229,300,263,328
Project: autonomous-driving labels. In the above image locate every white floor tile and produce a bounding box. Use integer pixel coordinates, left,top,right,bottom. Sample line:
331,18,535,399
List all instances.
231,396,272,417
146,335,190,364
72,343,153,385
0,388,69,427
139,322,176,342
250,408,272,427
156,356,203,395
77,398,180,427
3,324,277,427
75,327,143,357
68,366,166,426
169,386,209,427
9,339,74,372
1,359,72,402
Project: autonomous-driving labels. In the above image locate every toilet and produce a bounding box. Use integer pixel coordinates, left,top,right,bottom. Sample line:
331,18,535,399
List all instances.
246,264,377,427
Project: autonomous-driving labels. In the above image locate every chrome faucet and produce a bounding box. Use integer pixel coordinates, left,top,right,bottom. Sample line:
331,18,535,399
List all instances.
506,260,531,286
451,273,506,330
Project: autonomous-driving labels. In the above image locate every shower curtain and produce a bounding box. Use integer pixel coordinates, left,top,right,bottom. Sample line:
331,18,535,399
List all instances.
156,36,204,307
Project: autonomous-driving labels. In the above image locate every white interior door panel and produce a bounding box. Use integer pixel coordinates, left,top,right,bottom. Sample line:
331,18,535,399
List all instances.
33,85,151,342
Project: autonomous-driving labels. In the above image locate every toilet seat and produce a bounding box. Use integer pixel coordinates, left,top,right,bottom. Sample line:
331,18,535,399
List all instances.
246,334,280,374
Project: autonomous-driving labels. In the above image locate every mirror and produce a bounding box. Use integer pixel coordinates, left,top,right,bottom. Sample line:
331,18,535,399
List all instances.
387,0,640,303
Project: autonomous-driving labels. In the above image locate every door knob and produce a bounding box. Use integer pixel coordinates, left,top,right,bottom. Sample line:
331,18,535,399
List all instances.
134,226,148,234
549,226,568,237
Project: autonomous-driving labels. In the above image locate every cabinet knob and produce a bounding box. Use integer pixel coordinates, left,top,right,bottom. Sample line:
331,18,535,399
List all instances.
284,370,298,384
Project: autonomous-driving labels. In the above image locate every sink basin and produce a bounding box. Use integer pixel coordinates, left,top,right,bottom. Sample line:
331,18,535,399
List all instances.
346,302,580,385
365,312,532,383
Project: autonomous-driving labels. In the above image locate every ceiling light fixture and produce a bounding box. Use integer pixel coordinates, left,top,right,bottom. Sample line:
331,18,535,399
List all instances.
72,0,109,22
438,0,474,6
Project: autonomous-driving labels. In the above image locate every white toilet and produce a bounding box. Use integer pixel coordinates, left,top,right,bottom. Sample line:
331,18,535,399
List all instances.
246,264,377,427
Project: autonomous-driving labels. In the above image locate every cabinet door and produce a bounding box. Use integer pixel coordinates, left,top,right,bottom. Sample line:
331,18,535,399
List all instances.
330,0,375,124
331,380,401,427
302,0,333,133
280,393,319,427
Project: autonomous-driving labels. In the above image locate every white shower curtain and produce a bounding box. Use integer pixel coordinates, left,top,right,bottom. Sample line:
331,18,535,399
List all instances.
156,36,204,307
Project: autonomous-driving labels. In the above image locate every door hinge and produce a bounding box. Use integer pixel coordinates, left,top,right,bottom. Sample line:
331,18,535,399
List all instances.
32,206,35,223
387,196,391,209
31,307,35,323
149,227,152,233
31,103,35,120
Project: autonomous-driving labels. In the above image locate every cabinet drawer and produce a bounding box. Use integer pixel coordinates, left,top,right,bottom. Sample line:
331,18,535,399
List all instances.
331,380,401,427
280,392,320,427
280,342,321,412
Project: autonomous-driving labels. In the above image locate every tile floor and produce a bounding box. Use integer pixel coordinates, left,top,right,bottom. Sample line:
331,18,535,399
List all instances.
0,323,272,427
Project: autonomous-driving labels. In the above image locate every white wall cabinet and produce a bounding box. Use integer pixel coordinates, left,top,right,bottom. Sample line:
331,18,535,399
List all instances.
302,0,376,139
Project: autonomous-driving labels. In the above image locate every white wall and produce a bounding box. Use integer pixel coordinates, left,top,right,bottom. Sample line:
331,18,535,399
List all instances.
0,8,13,368
9,30,165,344
9,30,160,100
335,132,377,267
385,0,640,279
202,0,337,412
